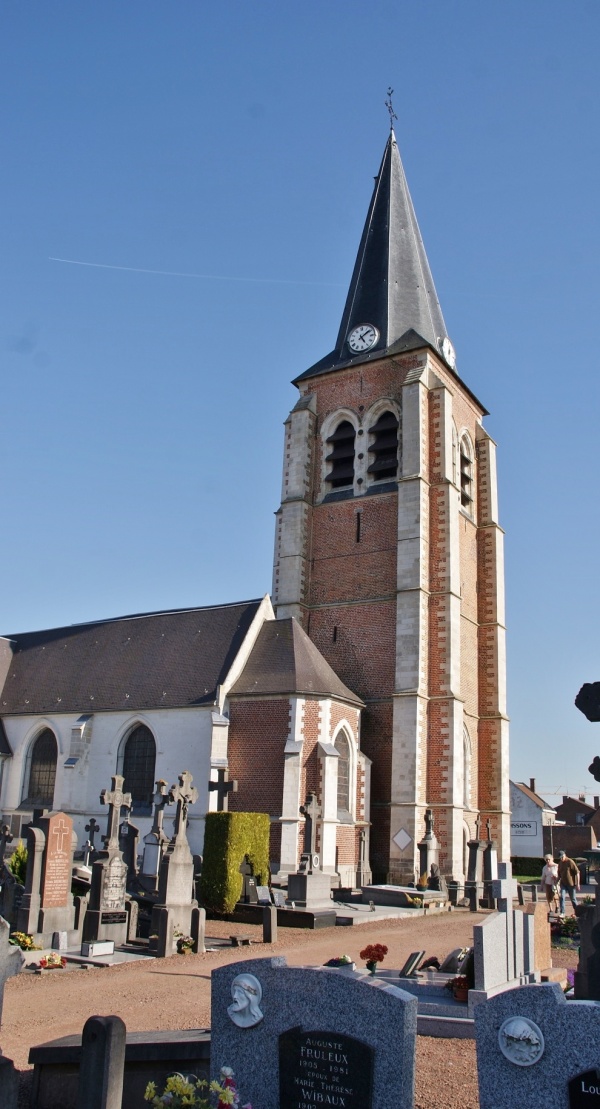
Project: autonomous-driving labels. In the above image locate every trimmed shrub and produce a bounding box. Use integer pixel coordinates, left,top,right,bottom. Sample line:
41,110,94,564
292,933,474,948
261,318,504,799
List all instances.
7,841,27,885
200,811,270,914
511,856,544,877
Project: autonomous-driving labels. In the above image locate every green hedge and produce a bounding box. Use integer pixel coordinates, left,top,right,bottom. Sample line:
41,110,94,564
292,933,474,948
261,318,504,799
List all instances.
200,811,271,914
511,856,544,878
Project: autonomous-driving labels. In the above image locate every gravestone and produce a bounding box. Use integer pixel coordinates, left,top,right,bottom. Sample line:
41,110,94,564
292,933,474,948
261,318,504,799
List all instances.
208,767,238,811
417,808,439,878
211,955,417,1109
0,826,13,865
465,815,487,910
150,771,199,958
287,794,332,906
83,818,100,867
475,982,600,1109
470,864,539,1010
139,781,171,895
0,912,25,1107
238,857,258,904
76,1015,126,1109
17,812,77,944
118,815,140,891
83,777,131,946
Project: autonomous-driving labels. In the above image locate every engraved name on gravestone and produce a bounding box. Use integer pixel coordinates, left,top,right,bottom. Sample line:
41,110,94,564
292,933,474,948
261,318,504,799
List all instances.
41,814,73,909
279,1029,373,1109
569,1069,600,1107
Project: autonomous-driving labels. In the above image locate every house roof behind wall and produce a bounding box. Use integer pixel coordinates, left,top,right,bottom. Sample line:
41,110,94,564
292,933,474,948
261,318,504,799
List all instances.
0,600,262,714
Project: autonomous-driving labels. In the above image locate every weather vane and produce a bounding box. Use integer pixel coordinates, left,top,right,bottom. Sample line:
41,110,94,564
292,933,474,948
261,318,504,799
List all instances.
385,86,398,131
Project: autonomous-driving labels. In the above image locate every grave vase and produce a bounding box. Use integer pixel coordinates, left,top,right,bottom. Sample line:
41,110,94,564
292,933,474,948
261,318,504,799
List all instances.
366,961,377,975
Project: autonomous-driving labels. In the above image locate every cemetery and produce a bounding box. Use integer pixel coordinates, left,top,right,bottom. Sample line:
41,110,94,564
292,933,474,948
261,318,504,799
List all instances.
0,772,593,1108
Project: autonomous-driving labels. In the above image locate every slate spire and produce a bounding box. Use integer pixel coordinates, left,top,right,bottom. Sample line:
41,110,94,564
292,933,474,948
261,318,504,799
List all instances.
295,130,453,383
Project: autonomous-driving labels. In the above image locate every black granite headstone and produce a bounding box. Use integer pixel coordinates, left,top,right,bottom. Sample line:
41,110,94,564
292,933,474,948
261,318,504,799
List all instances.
279,1027,373,1109
569,1069,600,1106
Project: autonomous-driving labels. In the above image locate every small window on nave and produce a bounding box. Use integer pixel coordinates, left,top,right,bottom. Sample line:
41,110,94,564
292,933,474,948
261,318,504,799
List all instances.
460,435,474,514
22,728,57,809
120,725,156,815
325,420,355,489
335,732,351,815
367,411,399,482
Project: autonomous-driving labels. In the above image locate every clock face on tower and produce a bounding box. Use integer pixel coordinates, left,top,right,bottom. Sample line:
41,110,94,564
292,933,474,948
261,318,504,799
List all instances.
347,323,379,353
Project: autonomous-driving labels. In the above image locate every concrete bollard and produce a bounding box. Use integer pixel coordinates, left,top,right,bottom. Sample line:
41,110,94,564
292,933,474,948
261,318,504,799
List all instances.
191,906,206,954
76,1015,126,1109
263,904,277,944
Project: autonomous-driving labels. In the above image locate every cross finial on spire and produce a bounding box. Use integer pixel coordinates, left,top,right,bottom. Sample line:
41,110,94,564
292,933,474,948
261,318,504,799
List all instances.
385,86,398,131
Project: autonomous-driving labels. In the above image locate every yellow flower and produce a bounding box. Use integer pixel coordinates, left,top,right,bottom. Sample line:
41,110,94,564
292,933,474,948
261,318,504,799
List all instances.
219,1090,235,1106
144,1081,157,1101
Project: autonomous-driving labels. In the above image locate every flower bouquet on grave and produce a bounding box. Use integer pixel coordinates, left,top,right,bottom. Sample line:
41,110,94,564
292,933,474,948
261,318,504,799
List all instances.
144,1066,252,1108
39,952,67,970
9,931,40,951
360,943,388,975
323,955,354,968
445,974,469,1001
173,927,195,955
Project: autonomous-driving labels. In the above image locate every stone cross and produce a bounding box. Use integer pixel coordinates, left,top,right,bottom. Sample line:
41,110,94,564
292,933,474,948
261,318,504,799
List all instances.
100,776,132,851
0,825,13,864
299,793,321,858
169,771,198,842
150,780,170,836
486,817,492,842
474,814,482,841
208,768,238,811
424,808,434,838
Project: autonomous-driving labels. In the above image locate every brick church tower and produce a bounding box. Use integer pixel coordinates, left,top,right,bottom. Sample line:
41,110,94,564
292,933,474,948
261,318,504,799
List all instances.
272,128,510,882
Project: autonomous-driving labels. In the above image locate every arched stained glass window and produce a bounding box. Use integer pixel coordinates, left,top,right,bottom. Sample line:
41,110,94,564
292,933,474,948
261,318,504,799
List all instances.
121,725,156,815
335,732,351,813
22,729,57,808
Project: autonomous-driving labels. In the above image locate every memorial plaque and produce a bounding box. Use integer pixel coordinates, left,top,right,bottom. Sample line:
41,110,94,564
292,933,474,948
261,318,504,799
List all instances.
569,1069,600,1106
256,886,271,905
279,1028,373,1109
40,814,73,909
100,911,127,925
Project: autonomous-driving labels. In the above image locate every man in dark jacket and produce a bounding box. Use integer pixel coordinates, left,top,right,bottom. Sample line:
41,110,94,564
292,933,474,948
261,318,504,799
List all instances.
557,850,580,915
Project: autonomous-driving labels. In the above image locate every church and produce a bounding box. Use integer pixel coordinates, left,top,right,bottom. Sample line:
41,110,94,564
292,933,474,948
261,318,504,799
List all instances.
0,126,509,886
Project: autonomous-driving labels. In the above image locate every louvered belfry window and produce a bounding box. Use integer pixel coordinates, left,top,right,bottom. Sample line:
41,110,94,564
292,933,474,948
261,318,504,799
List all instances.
460,438,473,510
367,411,399,481
122,725,156,815
325,420,355,488
23,729,57,808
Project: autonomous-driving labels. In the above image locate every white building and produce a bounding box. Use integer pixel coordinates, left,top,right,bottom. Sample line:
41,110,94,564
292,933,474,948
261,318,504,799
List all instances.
510,779,556,859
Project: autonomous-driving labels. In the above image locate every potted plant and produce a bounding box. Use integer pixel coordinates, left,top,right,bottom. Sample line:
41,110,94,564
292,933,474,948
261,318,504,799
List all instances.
144,1066,252,1108
359,943,388,975
445,974,469,1001
175,932,195,955
39,952,67,970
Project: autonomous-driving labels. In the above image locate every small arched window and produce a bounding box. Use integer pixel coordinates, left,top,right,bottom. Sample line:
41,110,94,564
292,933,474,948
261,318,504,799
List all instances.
22,729,57,808
325,420,355,489
335,732,351,813
120,725,156,815
459,435,474,513
368,411,399,482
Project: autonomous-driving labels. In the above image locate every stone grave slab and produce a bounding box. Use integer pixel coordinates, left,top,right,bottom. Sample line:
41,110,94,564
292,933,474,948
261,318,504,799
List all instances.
475,982,600,1108
211,955,417,1109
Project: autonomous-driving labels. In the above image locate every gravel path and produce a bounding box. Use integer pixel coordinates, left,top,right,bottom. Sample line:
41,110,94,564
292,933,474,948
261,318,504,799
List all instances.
3,909,575,1109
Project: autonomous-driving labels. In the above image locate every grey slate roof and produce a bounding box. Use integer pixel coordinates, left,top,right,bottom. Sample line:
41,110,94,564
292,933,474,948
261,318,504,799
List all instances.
0,600,262,715
230,618,363,706
294,130,450,385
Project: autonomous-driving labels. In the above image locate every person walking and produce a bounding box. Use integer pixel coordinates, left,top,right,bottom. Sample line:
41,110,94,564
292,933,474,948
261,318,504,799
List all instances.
540,853,559,911
557,850,580,915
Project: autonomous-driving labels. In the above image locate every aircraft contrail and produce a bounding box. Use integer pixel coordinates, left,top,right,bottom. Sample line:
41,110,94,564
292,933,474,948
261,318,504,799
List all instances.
49,257,342,287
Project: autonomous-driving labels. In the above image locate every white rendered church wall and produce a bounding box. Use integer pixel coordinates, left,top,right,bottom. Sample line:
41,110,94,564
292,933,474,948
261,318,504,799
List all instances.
0,705,214,856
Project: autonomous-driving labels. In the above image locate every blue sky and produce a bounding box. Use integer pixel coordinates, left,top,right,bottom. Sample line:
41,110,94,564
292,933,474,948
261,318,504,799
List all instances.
2,2,600,803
